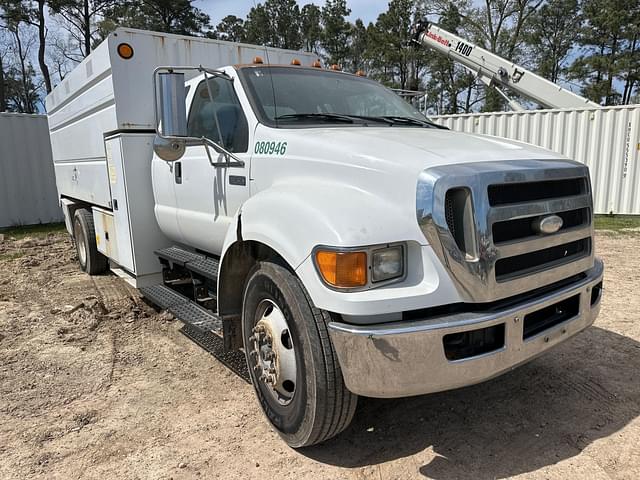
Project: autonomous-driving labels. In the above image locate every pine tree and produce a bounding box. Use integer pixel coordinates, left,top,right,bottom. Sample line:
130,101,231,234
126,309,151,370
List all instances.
321,0,351,67
214,15,245,42
101,0,210,36
301,3,322,54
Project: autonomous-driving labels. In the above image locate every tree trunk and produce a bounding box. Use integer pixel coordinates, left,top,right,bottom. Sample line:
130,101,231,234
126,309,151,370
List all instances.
83,0,91,56
0,54,5,112
37,0,52,93
14,26,32,113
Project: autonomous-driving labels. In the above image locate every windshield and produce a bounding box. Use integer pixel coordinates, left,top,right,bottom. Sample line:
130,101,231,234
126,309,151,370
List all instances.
239,66,433,128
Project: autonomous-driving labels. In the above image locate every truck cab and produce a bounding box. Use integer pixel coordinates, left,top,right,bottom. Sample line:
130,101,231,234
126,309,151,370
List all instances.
47,29,604,448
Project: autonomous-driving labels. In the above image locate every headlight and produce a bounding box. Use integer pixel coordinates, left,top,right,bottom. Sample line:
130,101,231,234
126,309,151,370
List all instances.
372,245,404,282
314,244,405,290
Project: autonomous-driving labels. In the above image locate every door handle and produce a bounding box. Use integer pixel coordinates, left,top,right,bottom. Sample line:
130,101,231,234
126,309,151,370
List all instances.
174,161,182,184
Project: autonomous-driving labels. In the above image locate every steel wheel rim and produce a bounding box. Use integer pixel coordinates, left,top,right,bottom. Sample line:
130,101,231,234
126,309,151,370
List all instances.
74,221,87,267
249,299,297,406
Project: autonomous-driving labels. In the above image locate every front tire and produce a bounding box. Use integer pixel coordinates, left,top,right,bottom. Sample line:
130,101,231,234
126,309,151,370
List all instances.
73,209,108,275
242,262,357,447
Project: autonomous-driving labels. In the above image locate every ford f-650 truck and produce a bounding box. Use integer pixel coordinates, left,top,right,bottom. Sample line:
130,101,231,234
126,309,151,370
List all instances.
46,28,604,448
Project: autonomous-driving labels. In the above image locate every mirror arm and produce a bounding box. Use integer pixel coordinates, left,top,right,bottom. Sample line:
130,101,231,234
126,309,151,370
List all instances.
200,137,245,168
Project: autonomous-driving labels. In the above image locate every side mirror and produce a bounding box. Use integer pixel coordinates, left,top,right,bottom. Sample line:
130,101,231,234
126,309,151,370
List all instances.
152,66,245,168
154,72,187,161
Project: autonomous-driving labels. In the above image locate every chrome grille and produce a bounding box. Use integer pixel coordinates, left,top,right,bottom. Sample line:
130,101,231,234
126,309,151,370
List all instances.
416,159,595,303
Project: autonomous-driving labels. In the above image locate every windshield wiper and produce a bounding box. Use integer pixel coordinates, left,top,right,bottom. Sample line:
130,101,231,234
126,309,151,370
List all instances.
274,113,355,123
382,116,449,129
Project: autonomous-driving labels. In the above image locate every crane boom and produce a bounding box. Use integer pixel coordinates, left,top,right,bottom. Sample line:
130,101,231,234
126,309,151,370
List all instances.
413,21,600,110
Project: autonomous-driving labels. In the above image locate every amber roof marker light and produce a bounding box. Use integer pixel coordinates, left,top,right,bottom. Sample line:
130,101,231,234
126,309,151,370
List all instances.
117,43,134,60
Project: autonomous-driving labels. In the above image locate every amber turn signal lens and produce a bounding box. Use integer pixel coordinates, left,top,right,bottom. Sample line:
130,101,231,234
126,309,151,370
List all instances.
315,251,367,288
117,43,134,59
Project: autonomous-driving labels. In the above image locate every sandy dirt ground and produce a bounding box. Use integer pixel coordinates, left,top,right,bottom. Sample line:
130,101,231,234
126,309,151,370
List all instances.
0,230,639,480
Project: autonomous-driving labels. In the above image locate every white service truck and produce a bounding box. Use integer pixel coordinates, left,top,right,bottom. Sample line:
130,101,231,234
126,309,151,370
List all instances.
47,28,604,447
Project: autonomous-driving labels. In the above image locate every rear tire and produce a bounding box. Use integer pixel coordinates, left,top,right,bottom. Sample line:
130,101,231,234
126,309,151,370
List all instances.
242,261,358,448
73,209,108,275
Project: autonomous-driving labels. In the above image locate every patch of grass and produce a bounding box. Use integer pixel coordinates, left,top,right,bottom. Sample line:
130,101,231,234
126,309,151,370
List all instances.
0,222,66,240
595,215,640,234
0,251,26,261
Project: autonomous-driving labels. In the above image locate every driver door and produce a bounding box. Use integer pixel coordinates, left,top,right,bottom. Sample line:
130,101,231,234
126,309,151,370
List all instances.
173,76,251,254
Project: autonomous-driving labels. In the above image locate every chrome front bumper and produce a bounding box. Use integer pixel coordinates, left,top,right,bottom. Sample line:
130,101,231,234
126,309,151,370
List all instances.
328,259,604,398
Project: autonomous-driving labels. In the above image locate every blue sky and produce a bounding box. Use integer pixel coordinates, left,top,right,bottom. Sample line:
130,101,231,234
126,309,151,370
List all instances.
199,0,390,27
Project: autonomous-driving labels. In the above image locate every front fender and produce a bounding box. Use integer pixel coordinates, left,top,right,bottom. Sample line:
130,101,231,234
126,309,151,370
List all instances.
224,180,421,269
217,181,462,318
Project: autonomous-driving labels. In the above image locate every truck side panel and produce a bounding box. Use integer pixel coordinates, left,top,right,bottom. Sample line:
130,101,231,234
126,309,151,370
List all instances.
48,40,116,209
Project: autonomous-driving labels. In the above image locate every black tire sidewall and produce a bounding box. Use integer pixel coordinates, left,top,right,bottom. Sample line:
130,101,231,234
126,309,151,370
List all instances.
242,263,319,445
74,213,89,272
73,209,107,275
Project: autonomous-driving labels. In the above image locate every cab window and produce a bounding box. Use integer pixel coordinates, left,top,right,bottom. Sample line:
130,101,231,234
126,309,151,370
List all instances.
187,78,249,153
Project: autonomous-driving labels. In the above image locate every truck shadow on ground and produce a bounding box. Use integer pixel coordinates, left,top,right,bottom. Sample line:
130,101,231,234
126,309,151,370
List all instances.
303,326,640,479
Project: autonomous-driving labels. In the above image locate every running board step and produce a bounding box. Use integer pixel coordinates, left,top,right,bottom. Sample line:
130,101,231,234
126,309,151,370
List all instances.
180,324,249,383
155,246,219,280
140,284,222,334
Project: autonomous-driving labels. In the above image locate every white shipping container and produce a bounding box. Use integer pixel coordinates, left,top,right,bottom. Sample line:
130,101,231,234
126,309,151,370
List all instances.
433,105,640,215
0,113,63,228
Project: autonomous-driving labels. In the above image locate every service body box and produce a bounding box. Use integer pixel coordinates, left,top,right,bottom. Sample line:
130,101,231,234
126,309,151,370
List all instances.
93,133,171,281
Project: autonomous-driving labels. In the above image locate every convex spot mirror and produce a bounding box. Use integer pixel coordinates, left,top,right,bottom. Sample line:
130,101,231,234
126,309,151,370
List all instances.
154,72,187,161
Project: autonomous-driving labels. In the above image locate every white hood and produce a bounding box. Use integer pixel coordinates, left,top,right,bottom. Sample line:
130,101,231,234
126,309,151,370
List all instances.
248,125,568,251
286,126,560,172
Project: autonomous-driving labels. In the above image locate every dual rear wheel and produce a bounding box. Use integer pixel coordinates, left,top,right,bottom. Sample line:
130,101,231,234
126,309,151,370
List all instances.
72,209,108,275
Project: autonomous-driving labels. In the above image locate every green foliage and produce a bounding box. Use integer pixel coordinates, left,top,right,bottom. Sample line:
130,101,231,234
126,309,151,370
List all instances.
525,0,580,83
301,3,322,54
423,3,477,113
100,0,210,36
369,0,430,90
214,15,245,42
244,0,303,50
48,0,117,56
321,0,351,67
243,4,271,46
569,0,640,105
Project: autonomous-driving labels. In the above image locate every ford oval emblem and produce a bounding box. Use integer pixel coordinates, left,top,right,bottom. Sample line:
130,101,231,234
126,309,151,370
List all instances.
533,215,564,235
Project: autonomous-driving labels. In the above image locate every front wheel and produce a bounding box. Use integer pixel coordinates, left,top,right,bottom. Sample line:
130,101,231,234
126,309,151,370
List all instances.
242,261,357,447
